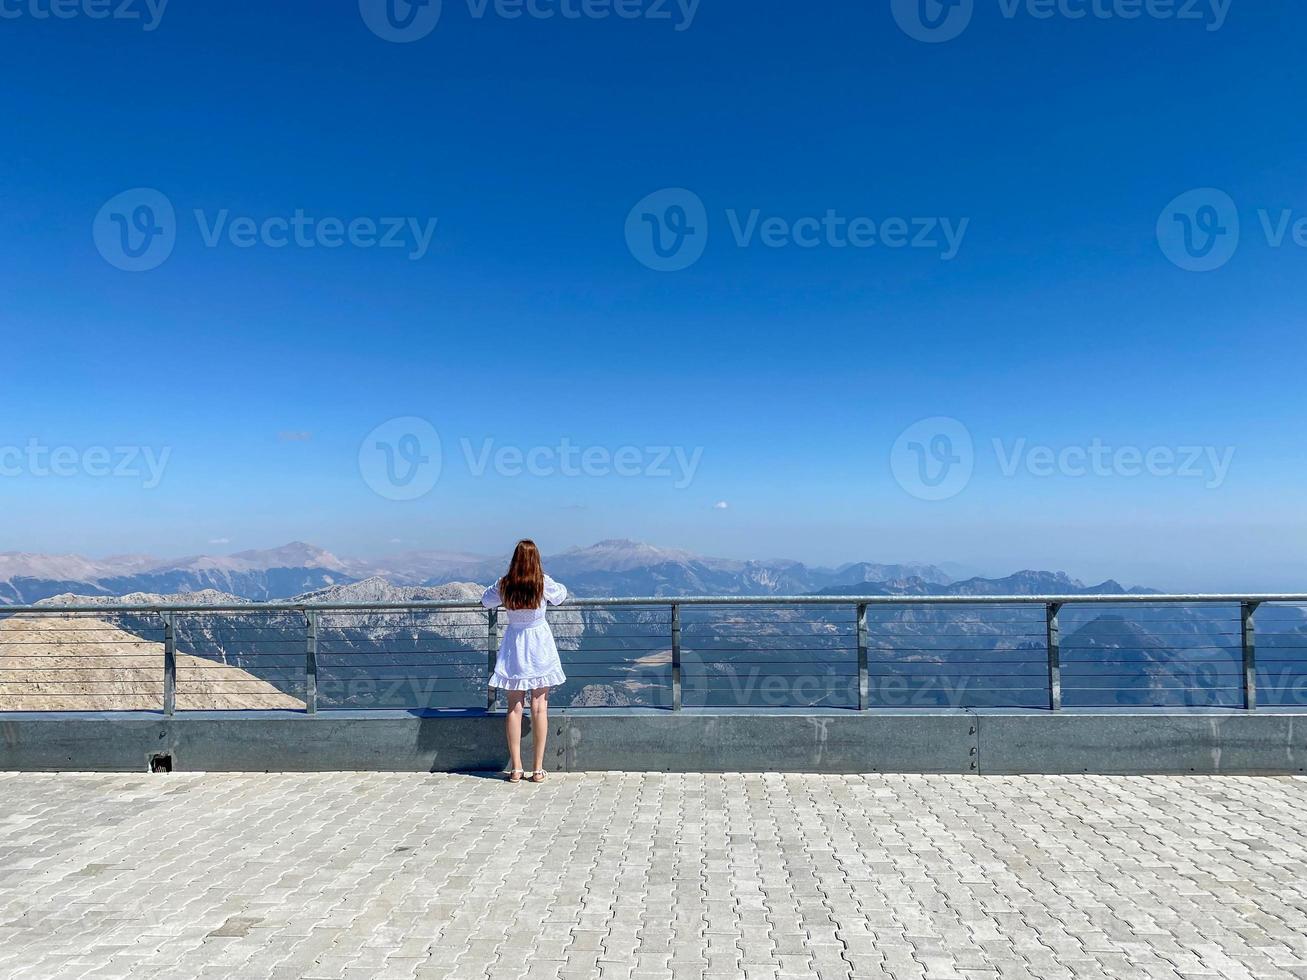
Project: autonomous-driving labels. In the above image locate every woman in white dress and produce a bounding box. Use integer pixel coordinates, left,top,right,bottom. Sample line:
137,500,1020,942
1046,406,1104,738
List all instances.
481,539,568,783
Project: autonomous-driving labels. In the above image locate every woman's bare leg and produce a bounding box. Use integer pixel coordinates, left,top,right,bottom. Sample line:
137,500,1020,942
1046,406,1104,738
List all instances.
505,691,526,774
530,687,549,774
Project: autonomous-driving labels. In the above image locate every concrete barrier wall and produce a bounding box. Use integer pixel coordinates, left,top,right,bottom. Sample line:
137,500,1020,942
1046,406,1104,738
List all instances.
3,708,1306,775
974,709,1307,775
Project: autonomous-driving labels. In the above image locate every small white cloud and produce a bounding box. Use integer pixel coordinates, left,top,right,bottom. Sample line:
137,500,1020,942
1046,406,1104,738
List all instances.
713,501,729,510
389,538,404,544
209,537,230,545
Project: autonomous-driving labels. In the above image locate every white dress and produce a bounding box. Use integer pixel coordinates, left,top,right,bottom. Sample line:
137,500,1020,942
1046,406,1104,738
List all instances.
482,575,568,691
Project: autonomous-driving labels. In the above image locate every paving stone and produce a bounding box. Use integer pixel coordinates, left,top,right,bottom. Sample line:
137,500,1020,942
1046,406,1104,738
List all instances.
4,772,1307,980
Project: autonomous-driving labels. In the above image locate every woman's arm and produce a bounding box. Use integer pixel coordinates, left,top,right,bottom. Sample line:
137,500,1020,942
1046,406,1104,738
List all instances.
543,576,567,605
480,580,501,608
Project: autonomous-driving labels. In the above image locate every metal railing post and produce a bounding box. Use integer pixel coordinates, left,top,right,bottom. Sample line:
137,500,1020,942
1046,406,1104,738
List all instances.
1046,602,1062,711
671,603,682,711
856,603,869,711
162,612,176,717
1242,601,1259,710
487,608,499,711
305,610,318,715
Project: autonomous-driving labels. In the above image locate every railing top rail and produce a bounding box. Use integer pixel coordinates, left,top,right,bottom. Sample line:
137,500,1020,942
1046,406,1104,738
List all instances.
3,593,1306,615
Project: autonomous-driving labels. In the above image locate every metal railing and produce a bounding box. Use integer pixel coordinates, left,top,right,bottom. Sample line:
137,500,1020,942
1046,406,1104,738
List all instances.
4,594,1307,713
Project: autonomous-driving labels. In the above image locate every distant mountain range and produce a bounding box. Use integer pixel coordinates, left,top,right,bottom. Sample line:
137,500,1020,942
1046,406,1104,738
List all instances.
19,544,1305,712
814,570,1158,598
0,538,1032,605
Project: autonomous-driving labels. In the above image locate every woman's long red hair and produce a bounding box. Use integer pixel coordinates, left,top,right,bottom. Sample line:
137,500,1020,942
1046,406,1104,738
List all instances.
499,539,544,610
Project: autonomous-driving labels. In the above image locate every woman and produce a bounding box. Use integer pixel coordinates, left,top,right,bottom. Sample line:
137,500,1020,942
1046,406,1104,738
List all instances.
481,539,568,783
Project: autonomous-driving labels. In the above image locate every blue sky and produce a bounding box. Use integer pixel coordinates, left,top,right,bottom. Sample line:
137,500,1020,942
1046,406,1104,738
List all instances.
2,0,1306,589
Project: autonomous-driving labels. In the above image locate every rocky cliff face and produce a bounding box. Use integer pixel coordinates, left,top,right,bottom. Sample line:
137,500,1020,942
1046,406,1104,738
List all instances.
0,615,303,711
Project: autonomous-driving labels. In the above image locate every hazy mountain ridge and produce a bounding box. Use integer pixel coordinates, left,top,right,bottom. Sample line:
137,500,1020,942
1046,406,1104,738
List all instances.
40,588,251,607
814,570,1162,598
0,542,353,604
295,577,485,605
2,539,965,604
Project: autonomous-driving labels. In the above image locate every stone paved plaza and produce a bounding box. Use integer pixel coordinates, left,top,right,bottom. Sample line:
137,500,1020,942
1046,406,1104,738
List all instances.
2,772,1307,980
